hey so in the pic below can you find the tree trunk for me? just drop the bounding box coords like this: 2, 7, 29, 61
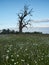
19, 21, 22, 33
19, 26, 22, 33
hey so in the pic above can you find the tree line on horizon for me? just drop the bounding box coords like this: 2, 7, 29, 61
0, 28, 42, 34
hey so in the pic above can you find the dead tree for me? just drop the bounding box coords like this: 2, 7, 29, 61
18, 5, 33, 33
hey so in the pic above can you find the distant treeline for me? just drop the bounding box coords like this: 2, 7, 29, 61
0, 29, 19, 34
0, 29, 42, 34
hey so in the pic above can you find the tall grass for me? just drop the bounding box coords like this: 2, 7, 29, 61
0, 34, 49, 65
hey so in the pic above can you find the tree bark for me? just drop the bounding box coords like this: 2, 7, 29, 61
19, 21, 22, 33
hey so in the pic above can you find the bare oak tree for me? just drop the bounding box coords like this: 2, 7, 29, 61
18, 5, 33, 33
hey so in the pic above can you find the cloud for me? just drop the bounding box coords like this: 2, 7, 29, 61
34, 24, 49, 28
31, 18, 49, 22
29, 18, 49, 28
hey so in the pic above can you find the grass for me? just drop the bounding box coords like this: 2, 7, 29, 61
0, 34, 49, 65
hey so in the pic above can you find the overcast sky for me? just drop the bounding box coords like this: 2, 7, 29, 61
0, 0, 49, 33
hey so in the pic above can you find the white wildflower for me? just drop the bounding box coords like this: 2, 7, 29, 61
25, 48, 27, 51
17, 54, 19, 57
6, 50, 10, 53
21, 59, 25, 62
10, 44, 13, 47
28, 56, 30, 59
42, 53, 44, 55
46, 54, 49, 57
16, 61, 18, 64
27, 63, 29, 65
11, 55, 13, 57
41, 55, 43, 58
2, 55, 5, 58
39, 59, 40, 61
10, 64, 11, 65
41, 58, 43, 60
14, 62, 16, 65
20, 47, 22, 49
6, 55, 9, 60
11, 59, 14, 62
14, 52, 16, 54
26, 54, 28, 55
33, 44, 38, 46
34, 60, 37, 64
14, 48, 16, 50
47, 60, 48, 62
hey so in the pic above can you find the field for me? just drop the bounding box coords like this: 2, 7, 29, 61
0, 34, 49, 65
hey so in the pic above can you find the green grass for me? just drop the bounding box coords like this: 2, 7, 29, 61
0, 34, 49, 65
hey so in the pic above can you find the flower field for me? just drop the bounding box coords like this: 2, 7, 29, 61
0, 34, 49, 65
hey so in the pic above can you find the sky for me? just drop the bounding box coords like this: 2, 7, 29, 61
0, 0, 49, 33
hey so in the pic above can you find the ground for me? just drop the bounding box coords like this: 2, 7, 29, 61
0, 34, 49, 65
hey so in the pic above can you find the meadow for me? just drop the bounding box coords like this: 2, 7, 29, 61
0, 34, 49, 65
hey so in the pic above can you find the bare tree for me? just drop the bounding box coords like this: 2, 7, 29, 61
18, 5, 33, 33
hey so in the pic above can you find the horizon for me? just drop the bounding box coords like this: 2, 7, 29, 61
0, 0, 49, 33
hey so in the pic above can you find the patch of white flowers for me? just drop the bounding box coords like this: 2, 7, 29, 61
6, 55, 9, 60
1, 38, 49, 65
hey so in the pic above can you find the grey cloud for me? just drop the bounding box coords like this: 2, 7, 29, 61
31, 19, 49, 22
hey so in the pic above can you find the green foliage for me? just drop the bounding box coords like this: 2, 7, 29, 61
0, 34, 49, 65
0, 29, 19, 34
